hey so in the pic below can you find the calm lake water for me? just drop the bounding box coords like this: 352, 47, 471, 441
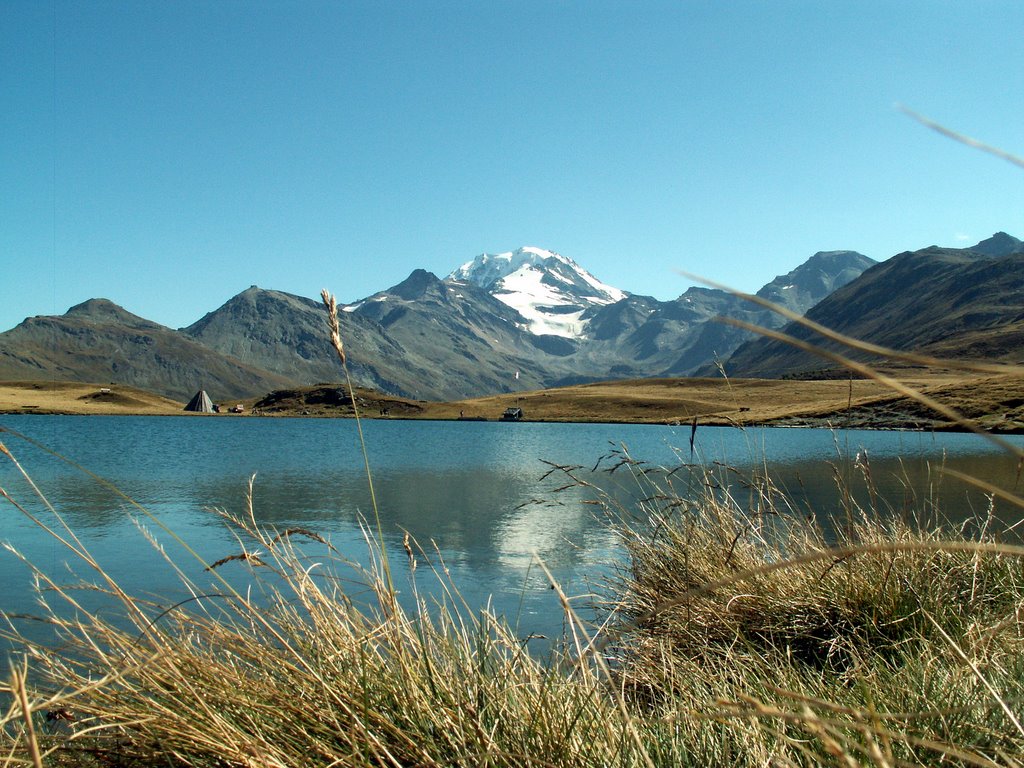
2, 415, 1023, 650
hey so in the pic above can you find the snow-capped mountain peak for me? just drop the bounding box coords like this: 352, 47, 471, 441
447, 247, 627, 339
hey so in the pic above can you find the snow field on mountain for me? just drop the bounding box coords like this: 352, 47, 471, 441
493, 265, 588, 338
449, 246, 626, 339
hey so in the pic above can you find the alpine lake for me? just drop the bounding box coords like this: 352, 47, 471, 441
2, 414, 1023, 652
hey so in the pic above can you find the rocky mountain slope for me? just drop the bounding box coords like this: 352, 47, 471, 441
183, 247, 875, 397
21, 235, 1009, 401
628, 250, 877, 378
0, 299, 296, 400
723, 233, 1024, 378
184, 274, 577, 400
181, 287, 419, 396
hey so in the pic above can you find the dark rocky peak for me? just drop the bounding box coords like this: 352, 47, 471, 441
63, 298, 161, 329
388, 269, 445, 301
674, 286, 740, 318
675, 285, 734, 305
207, 286, 265, 315
757, 251, 875, 295
800, 250, 875, 271
228, 285, 318, 310
234, 285, 269, 305
754, 250, 875, 315
966, 232, 1023, 258
183, 287, 321, 334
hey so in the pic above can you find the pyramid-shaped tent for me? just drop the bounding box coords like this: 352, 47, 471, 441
183, 390, 215, 413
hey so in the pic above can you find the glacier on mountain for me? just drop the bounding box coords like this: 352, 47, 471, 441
447, 246, 626, 338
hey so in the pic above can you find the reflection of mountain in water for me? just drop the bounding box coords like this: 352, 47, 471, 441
4, 415, 1024, 651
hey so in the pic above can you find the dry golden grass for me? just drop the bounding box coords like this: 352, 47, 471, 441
440, 371, 973, 426
0, 381, 183, 416
9, 369, 1022, 430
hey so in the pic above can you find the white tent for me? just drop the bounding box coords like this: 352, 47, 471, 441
183, 390, 215, 413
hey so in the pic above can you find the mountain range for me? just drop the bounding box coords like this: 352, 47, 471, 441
723, 232, 1024, 377
0, 235, 1020, 401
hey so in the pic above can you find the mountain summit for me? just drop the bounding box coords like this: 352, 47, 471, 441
448, 247, 627, 338
965, 231, 1024, 258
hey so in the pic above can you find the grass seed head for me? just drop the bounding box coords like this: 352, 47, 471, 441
320, 288, 346, 365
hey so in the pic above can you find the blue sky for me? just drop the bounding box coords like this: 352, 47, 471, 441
3, 0, 1023, 333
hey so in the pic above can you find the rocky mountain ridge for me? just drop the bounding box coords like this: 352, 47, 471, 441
3, 235, 1015, 401
0, 298, 297, 400
723, 233, 1024, 377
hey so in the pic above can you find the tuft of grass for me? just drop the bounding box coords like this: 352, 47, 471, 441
524, 447, 1024, 766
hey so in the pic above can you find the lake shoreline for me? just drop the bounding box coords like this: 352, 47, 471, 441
4, 372, 1024, 434
6, 407, 1024, 436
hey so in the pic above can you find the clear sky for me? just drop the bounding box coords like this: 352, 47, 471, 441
3, 0, 1023, 333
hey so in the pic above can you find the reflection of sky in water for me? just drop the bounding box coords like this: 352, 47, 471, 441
3, 415, 1024, 649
